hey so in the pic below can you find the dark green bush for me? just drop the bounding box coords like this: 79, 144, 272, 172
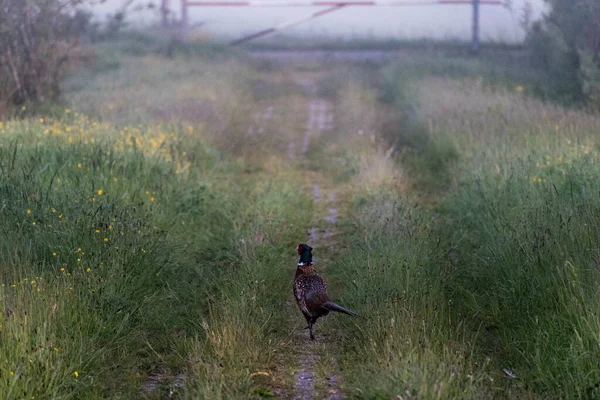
527, 0, 600, 107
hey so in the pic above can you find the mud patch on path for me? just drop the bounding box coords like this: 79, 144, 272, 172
294, 353, 318, 400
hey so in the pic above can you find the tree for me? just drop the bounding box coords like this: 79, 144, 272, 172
0, 0, 98, 116
528, 0, 600, 106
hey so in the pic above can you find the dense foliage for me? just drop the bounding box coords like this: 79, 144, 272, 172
0, 0, 95, 116
528, 0, 600, 106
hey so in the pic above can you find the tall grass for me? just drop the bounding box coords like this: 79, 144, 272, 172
3, 37, 600, 399
299, 73, 491, 398
0, 52, 310, 397
326, 194, 492, 398
417, 76, 600, 397
326, 58, 600, 398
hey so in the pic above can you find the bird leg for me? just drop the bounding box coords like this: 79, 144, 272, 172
303, 314, 311, 330
309, 321, 315, 340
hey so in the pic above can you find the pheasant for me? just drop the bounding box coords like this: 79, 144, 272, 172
293, 244, 358, 340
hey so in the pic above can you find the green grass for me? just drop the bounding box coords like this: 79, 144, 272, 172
422, 80, 600, 396
0, 92, 309, 397
3, 36, 600, 399
316, 56, 600, 398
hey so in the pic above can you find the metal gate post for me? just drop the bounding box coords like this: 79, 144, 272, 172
180, 0, 189, 42
472, 0, 480, 53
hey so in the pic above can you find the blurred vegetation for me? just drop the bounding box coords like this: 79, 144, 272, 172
527, 0, 600, 107
350, 58, 600, 397
0, 43, 314, 397
0, 0, 230, 119
0, 1, 101, 116
3, 3, 600, 397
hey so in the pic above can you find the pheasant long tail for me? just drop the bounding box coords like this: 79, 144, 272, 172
321, 301, 359, 317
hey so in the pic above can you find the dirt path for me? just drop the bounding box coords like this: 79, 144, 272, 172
142, 63, 354, 399
247, 105, 275, 137
290, 74, 343, 400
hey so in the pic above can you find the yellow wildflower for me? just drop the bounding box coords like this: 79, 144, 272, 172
104, 238, 109, 242
53, 252, 57, 257
150, 197, 155, 202
60, 267, 65, 272
10, 371, 14, 376
77, 163, 82, 169
113, 177, 118, 182
58, 213, 63, 219
32, 222, 36, 225
86, 268, 91, 273
97, 189, 103, 195
51, 208, 56, 213
27, 209, 31, 214
73, 371, 78, 378
95, 229, 100, 233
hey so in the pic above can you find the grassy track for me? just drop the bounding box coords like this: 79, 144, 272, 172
321, 59, 600, 398
1, 41, 600, 399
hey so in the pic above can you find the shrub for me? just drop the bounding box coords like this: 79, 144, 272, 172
0, 0, 93, 116
528, 0, 600, 107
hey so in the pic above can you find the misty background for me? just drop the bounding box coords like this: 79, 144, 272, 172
85, 0, 546, 43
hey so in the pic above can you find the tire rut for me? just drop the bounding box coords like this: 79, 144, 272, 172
292, 76, 343, 400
